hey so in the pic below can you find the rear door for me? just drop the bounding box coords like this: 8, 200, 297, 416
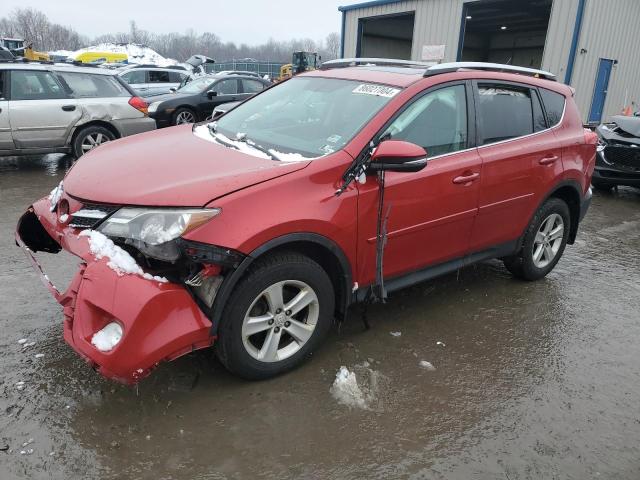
0, 70, 14, 150
119, 69, 148, 95
469, 81, 563, 252
357, 82, 482, 283
147, 69, 174, 95
8, 69, 80, 148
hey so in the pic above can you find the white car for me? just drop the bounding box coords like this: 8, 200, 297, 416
118, 66, 191, 97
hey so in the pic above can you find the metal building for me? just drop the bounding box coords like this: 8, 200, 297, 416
338, 0, 640, 123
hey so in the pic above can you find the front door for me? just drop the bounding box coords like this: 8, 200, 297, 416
202, 78, 239, 118
357, 83, 481, 285
8, 69, 80, 148
588, 58, 614, 123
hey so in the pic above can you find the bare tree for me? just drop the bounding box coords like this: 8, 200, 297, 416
325, 32, 341, 60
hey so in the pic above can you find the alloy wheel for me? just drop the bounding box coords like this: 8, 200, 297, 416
175, 110, 196, 124
241, 280, 319, 363
81, 132, 110, 153
532, 213, 564, 268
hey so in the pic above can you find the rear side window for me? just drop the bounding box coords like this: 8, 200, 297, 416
10, 70, 67, 100
121, 70, 146, 84
242, 79, 266, 93
532, 90, 547, 132
383, 84, 468, 157
477, 84, 533, 144
539, 88, 565, 127
168, 71, 187, 83
149, 70, 170, 83
57, 72, 130, 98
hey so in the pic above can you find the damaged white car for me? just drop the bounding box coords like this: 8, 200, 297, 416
0, 63, 155, 158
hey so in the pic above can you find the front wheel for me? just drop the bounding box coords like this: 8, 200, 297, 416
503, 197, 570, 281
172, 107, 197, 125
215, 252, 335, 380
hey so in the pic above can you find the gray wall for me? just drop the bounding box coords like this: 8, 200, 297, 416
342, 0, 640, 122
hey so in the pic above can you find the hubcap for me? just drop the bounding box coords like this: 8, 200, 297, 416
532, 213, 564, 268
241, 280, 319, 363
81, 132, 109, 153
175, 110, 195, 124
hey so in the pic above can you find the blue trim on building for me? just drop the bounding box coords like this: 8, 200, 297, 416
340, 10, 346, 58
338, 0, 402, 13
564, 0, 586, 84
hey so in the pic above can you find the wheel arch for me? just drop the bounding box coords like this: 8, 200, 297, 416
173, 105, 199, 122
537, 180, 583, 245
209, 233, 353, 336
69, 120, 121, 146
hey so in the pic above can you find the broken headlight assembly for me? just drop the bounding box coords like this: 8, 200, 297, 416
98, 207, 221, 261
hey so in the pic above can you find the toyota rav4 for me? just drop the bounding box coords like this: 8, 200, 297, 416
16, 60, 597, 383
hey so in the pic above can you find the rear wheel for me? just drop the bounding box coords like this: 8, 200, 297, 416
216, 252, 334, 380
72, 125, 115, 158
172, 107, 197, 125
503, 197, 570, 281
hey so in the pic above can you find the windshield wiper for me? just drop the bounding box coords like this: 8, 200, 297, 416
235, 133, 282, 162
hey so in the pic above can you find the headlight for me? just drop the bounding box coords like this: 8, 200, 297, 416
148, 101, 160, 113
98, 208, 220, 261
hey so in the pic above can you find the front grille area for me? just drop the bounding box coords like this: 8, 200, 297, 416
604, 146, 640, 172
69, 203, 120, 229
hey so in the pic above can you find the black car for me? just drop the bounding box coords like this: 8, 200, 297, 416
146, 73, 270, 127
594, 115, 640, 191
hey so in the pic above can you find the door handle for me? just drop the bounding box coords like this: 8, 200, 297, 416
453, 172, 480, 184
539, 155, 559, 165
62, 105, 76, 111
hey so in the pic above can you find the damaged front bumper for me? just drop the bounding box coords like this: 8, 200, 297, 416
16, 198, 215, 384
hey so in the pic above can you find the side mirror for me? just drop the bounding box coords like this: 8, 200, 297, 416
207, 90, 217, 99
369, 140, 428, 173
169, 87, 177, 93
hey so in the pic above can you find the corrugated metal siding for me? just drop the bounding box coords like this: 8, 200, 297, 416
563, 0, 640, 121
540, 0, 579, 81
343, 0, 464, 61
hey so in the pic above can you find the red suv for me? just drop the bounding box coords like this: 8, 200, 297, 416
17, 60, 597, 384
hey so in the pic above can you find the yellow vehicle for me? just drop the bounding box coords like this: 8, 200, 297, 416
0, 38, 49, 61
74, 51, 128, 64
23, 44, 50, 61
278, 51, 320, 81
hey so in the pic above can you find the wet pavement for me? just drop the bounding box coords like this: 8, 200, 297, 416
1, 154, 639, 480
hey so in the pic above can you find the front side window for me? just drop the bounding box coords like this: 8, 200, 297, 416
10, 70, 66, 100
477, 84, 535, 145
177, 76, 215, 94
382, 84, 467, 157
57, 72, 130, 98
214, 79, 238, 95
213, 77, 399, 159
149, 70, 171, 83
121, 70, 146, 84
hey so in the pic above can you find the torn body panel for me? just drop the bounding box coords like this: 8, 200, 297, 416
16, 197, 216, 384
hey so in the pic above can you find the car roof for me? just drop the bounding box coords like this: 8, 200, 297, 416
0, 62, 117, 75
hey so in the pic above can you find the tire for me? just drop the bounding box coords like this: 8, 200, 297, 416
172, 107, 197, 125
215, 252, 335, 380
72, 125, 115, 158
591, 180, 614, 192
503, 197, 570, 281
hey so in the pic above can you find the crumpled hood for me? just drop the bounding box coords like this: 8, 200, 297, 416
610, 115, 640, 138
63, 124, 310, 206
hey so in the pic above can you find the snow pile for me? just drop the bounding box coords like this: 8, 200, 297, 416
71, 43, 177, 66
79, 230, 168, 282
331, 367, 367, 409
419, 360, 436, 371
48, 181, 63, 212
390, 331, 402, 337
91, 323, 122, 352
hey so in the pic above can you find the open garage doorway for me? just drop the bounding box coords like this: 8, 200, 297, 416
357, 12, 415, 60
458, 0, 552, 68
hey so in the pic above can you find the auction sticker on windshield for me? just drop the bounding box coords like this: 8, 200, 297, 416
352, 84, 401, 98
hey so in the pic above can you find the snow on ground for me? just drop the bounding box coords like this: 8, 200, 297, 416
79, 230, 168, 283
331, 367, 367, 409
330, 364, 387, 410
67, 43, 177, 66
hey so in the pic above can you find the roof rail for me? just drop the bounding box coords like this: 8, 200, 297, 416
321, 57, 430, 70
424, 62, 556, 81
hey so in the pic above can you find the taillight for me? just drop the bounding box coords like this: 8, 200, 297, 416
128, 96, 148, 115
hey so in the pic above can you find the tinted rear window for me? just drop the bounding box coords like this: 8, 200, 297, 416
532, 89, 547, 132
57, 72, 130, 98
539, 88, 565, 127
477, 84, 533, 144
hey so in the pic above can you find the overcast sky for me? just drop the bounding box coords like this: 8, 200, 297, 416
1, 0, 348, 44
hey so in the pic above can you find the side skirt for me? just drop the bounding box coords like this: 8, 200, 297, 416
354, 240, 519, 303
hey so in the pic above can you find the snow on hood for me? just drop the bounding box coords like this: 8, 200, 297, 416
610, 115, 640, 138
70, 43, 177, 66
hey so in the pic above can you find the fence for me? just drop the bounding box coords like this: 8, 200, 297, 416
206, 61, 285, 78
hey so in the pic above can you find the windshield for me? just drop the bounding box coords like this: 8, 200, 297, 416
213, 77, 400, 159
178, 76, 214, 94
